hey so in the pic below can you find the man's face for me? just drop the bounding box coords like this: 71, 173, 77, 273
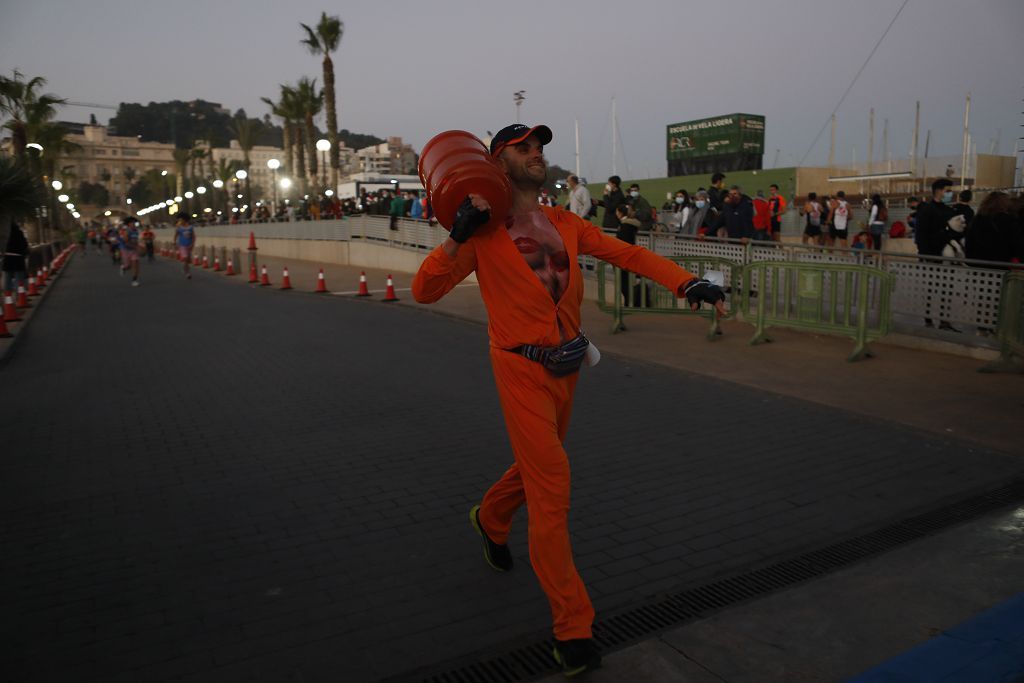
566, 177, 576, 189
769, 187, 778, 197
728, 188, 741, 203
498, 135, 547, 188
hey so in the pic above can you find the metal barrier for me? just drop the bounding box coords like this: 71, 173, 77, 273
595, 257, 742, 339
980, 271, 1024, 373
740, 261, 894, 362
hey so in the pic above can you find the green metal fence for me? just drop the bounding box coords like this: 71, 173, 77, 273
596, 257, 742, 340
739, 261, 894, 362
979, 271, 1024, 373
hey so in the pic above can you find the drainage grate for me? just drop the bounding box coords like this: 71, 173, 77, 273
387, 478, 1024, 683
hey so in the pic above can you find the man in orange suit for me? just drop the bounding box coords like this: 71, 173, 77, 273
412, 124, 726, 677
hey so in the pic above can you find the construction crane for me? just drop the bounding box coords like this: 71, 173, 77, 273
63, 101, 118, 110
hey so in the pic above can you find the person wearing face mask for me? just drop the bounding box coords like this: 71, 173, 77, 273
626, 184, 654, 233
670, 190, 691, 234
915, 178, 959, 330
597, 175, 626, 230
687, 190, 712, 235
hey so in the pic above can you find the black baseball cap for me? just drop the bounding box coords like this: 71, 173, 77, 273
489, 123, 552, 156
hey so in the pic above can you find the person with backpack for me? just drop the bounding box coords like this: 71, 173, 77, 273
828, 190, 852, 248
867, 194, 888, 250
800, 192, 825, 245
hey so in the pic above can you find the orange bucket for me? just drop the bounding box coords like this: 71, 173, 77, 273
418, 130, 511, 232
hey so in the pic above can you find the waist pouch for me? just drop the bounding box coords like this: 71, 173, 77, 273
510, 333, 590, 377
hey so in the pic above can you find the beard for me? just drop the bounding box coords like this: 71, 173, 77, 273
509, 160, 547, 190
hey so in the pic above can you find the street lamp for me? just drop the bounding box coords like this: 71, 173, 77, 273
212, 179, 224, 189
196, 186, 206, 194
267, 158, 280, 215
279, 177, 292, 190
315, 139, 330, 192
513, 90, 526, 122
51, 179, 63, 191
57, 194, 69, 203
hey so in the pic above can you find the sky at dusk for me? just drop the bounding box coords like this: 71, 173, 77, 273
2, 0, 1021, 182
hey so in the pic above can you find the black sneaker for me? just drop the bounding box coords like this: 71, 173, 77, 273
469, 505, 512, 572
552, 638, 601, 677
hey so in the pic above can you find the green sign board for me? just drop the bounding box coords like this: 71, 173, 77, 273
666, 114, 765, 160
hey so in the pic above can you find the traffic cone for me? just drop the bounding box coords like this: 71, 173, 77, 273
248, 232, 257, 250
27, 276, 38, 297
35, 268, 45, 289
0, 309, 11, 338
16, 285, 30, 309
213, 256, 221, 272
193, 253, 201, 266
40, 266, 48, 286
280, 267, 292, 290
3, 292, 20, 323
382, 275, 399, 302
356, 271, 371, 297
248, 261, 258, 283
202, 255, 209, 269
226, 259, 236, 276
315, 269, 329, 293
259, 265, 271, 287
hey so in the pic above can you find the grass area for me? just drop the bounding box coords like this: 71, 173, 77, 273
568, 167, 797, 226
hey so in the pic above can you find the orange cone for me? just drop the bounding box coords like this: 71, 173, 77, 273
202, 255, 210, 269
35, 269, 45, 289
356, 271, 371, 297
3, 292, 20, 323
193, 253, 201, 266
0, 309, 11, 338
27, 276, 38, 297
41, 266, 49, 285
383, 274, 399, 302
248, 232, 257, 250
248, 261, 258, 283
280, 267, 292, 290
16, 285, 30, 309
213, 256, 222, 272
315, 268, 329, 293
259, 265, 271, 286
226, 259, 236, 276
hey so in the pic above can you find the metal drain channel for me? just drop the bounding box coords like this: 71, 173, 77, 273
389, 478, 1024, 683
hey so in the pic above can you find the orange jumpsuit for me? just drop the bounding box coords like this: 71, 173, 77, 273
412, 205, 696, 640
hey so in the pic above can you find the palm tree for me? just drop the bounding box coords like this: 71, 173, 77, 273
230, 117, 257, 215
293, 77, 323, 192
300, 13, 344, 189
0, 156, 44, 220
0, 70, 65, 158
172, 148, 191, 197
213, 158, 239, 214
261, 88, 294, 178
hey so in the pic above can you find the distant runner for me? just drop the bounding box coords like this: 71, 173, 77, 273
174, 216, 196, 280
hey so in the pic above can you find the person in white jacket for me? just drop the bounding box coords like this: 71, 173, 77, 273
566, 175, 592, 220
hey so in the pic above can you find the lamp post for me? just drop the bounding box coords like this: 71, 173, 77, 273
235, 169, 248, 219
513, 90, 526, 123
267, 158, 280, 217
315, 139, 330, 194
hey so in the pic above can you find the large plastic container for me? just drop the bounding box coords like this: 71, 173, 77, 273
418, 130, 511, 232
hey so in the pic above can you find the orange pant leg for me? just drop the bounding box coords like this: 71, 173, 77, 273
480, 349, 594, 640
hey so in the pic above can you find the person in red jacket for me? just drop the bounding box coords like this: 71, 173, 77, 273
413, 123, 726, 676
752, 190, 772, 241
767, 184, 787, 241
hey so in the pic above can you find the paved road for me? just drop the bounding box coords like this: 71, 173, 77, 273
2, 253, 1022, 682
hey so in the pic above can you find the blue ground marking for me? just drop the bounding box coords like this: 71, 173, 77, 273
846, 592, 1024, 683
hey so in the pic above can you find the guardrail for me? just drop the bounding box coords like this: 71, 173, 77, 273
980, 271, 1024, 373
156, 216, 1016, 350
596, 257, 742, 339
740, 261, 894, 362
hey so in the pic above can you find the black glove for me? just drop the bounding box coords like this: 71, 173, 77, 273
449, 197, 491, 243
682, 278, 725, 310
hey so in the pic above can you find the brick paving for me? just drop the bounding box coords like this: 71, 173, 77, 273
1, 252, 1022, 682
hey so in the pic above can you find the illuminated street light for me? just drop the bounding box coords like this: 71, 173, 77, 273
325, 189, 334, 197
72, 212, 81, 219
57, 194, 69, 203
196, 186, 206, 194
174, 195, 183, 203
26, 142, 43, 153
212, 179, 224, 189
267, 158, 280, 170
66, 203, 75, 210
235, 169, 247, 180
126, 198, 133, 205
104, 210, 112, 216
51, 180, 63, 191
161, 170, 168, 176
315, 139, 330, 190
184, 191, 194, 199
279, 177, 292, 190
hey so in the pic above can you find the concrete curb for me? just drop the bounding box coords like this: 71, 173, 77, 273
0, 250, 74, 369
